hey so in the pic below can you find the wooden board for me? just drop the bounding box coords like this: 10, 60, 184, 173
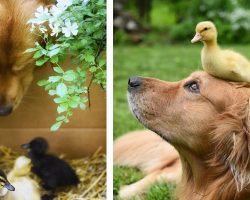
0, 65, 106, 158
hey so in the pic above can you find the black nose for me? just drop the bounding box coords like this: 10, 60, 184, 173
128, 76, 142, 89
0, 105, 13, 116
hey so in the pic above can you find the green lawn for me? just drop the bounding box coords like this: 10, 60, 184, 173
113, 44, 250, 199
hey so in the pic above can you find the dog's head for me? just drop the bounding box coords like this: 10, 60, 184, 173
0, 67, 34, 116
0, 0, 42, 116
128, 71, 250, 190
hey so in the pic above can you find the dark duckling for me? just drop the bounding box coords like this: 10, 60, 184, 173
21, 137, 79, 191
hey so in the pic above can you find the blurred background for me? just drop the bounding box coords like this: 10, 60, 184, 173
114, 0, 250, 44
113, 0, 250, 199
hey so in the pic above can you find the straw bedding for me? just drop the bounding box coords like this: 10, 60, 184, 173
0, 146, 106, 200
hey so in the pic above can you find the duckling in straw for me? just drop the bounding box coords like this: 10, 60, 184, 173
0, 169, 15, 197
4, 156, 41, 200
191, 21, 250, 82
21, 137, 79, 191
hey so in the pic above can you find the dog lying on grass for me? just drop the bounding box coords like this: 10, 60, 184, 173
115, 71, 250, 200
114, 130, 181, 199
0, 0, 49, 116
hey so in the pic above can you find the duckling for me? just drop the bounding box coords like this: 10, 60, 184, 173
4, 156, 40, 200
191, 21, 250, 82
0, 169, 15, 196
21, 137, 79, 191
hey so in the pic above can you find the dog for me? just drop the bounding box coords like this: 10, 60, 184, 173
0, 0, 49, 116
116, 71, 250, 200
114, 130, 181, 199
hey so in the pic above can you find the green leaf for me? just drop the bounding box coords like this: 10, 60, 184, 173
84, 54, 95, 63
37, 80, 48, 86
24, 48, 36, 53
89, 66, 97, 72
54, 97, 67, 103
48, 48, 60, 58
69, 99, 78, 108
57, 103, 68, 113
99, 59, 106, 67
48, 76, 61, 83
49, 44, 60, 50
63, 70, 77, 81
48, 90, 56, 96
50, 56, 59, 64
36, 57, 49, 66
56, 115, 66, 121
33, 50, 44, 59
50, 121, 62, 131
53, 66, 64, 74
56, 83, 68, 97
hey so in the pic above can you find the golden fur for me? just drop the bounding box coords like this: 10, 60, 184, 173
0, 0, 48, 115
119, 71, 250, 200
114, 130, 181, 199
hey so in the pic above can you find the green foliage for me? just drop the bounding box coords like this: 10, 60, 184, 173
113, 166, 176, 200
145, 182, 176, 200
27, 0, 106, 131
113, 166, 144, 197
115, 0, 250, 44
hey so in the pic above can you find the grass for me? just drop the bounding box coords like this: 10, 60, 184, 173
113, 43, 250, 199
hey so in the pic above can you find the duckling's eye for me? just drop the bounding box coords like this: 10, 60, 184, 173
204, 27, 208, 31
184, 80, 200, 94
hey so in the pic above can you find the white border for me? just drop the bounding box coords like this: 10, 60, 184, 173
106, 0, 113, 198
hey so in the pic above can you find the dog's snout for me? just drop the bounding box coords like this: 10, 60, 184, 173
128, 76, 142, 89
0, 105, 13, 116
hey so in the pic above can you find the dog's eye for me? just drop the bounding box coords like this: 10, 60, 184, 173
184, 81, 200, 93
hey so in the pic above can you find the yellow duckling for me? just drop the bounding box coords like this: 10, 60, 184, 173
0, 169, 15, 196
191, 21, 250, 82
4, 156, 41, 200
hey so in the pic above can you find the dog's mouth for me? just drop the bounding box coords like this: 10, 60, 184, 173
128, 77, 155, 123
128, 76, 171, 139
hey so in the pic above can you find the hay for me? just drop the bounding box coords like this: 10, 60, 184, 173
0, 146, 106, 200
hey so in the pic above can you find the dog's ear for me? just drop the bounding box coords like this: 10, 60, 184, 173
212, 98, 250, 191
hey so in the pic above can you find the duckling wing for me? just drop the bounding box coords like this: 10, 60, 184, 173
33, 155, 79, 189
221, 49, 250, 82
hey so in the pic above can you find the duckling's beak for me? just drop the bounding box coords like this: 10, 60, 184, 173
21, 143, 30, 149
4, 181, 15, 191
191, 32, 202, 43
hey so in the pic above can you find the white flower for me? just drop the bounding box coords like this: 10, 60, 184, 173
34, 6, 50, 23
82, 0, 90, 6
57, 0, 73, 10
62, 19, 78, 37
49, 22, 61, 37
50, 5, 64, 17
39, 25, 47, 33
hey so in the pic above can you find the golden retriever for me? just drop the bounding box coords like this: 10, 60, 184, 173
115, 71, 250, 200
0, 0, 49, 116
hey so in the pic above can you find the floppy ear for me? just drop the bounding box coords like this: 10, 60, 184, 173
212, 98, 250, 191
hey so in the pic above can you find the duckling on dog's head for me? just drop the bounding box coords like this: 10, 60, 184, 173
21, 137, 49, 155
191, 21, 217, 44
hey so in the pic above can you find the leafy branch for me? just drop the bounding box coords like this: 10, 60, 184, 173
26, 0, 106, 131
